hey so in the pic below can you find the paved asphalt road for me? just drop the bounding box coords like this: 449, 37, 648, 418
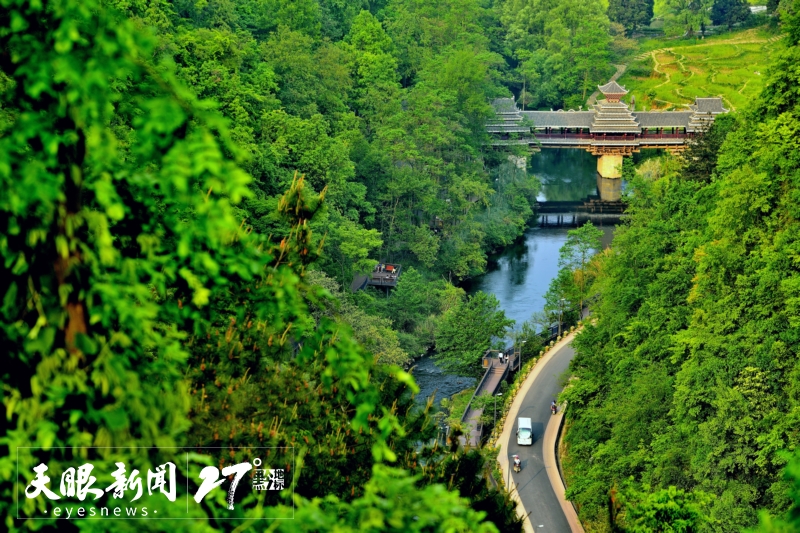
506, 343, 576, 533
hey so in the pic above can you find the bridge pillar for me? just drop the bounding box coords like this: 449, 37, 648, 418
596, 154, 623, 202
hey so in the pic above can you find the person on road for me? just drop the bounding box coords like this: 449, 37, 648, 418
513, 455, 521, 472
551, 400, 557, 415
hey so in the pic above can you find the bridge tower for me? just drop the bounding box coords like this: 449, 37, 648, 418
591, 81, 640, 202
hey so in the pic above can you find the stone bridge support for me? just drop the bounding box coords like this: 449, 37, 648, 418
596, 153, 623, 202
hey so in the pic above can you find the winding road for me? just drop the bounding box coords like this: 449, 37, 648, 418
498, 336, 580, 533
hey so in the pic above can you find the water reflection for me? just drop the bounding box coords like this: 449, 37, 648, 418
466, 225, 614, 328
530, 149, 599, 202
467, 148, 615, 326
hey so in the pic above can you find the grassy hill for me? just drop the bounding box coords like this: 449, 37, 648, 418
617, 28, 784, 111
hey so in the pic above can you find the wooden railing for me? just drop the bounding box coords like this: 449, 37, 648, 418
530, 132, 690, 141
460, 358, 495, 424
533, 133, 593, 140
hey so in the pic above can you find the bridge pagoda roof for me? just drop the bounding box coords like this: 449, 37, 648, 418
491, 97, 520, 114
686, 98, 729, 132
598, 80, 628, 95
591, 100, 640, 133
690, 98, 729, 114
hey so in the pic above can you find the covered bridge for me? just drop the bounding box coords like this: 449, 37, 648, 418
487, 81, 729, 200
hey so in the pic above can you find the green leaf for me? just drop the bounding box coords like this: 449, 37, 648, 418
74, 332, 98, 355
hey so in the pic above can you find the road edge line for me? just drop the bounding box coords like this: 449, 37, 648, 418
544, 408, 585, 533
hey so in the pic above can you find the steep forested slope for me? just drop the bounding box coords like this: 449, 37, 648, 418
0, 0, 525, 530
113, 0, 620, 285
102, 0, 621, 367
119, 0, 521, 286
562, 3, 800, 530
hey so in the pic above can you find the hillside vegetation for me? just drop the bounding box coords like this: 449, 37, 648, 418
4, 0, 800, 531
618, 27, 783, 111
0, 0, 619, 531
560, 2, 800, 531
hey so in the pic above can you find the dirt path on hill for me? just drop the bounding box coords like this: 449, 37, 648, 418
629, 35, 781, 111
585, 64, 627, 107
585, 34, 781, 112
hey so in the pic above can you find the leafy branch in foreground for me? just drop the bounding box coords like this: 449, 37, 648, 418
0, 2, 497, 531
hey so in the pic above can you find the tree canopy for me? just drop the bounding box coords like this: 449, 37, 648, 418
0, 0, 522, 530
609, 0, 655, 34
559, 2, 800, 530
500, 0, 614, 108
434, 292, 515, 377
711, 0, 751, 29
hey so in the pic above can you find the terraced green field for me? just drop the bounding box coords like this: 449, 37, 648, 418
617, 28, 784, 112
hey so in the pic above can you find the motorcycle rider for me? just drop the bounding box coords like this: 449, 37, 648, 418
551, 400, 557, 414
513, 455, 521, 472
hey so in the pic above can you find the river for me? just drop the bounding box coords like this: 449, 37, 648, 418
413, 149, 617, 406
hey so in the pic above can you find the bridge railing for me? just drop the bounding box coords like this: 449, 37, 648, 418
639, 132, 689, 139
460, 354, 497, 425
532, 133, 593, 140
528, 132, 690, 141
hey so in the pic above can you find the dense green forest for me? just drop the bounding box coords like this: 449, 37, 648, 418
0, 0, 620, 531
559, 2, 800, 531
4, 0, 800, 531
112, 0, 616, 364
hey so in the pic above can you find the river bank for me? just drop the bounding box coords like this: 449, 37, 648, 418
411, 355, 478, 407
463, 223, 614, 328
412, 148, 615, 408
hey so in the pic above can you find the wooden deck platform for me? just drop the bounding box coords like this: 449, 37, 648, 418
351, 263, 403, 292
368, 270, 400, 287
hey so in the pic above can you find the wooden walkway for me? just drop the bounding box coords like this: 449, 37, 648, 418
460, 353, 517, 447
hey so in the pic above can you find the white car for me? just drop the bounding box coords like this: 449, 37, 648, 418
516, 417, 533, 445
